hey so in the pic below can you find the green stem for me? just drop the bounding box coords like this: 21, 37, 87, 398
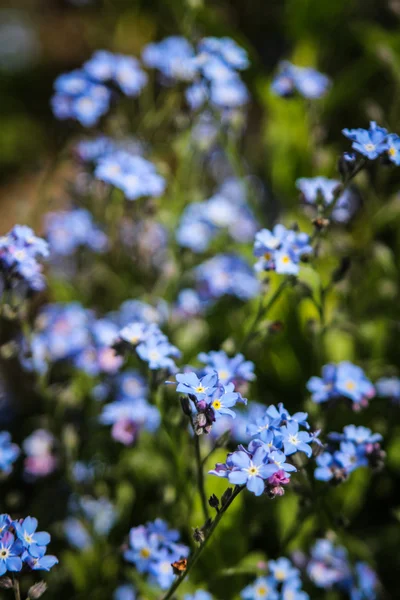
239, 279, 290, 352
161, 486, 243, 600
12, 575, 21, 600
191, 421, 209, 522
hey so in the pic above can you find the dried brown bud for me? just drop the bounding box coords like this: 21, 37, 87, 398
28, 581, 48, 599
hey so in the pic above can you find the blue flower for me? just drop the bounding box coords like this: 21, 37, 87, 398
142, 36, 196, 81
342, 121, 389, 159
64, 517, 92, 549
282, 579, 310, 600
22, 546, 58, 571
376, 376, 400, 402
45, 208, 108, 256
228, 446, 277, 496
314, 452, 336, 482
307, 538, 351, 589
0, 431, 19, 475
198, 37, 249, 70
241, 576, 279, 600
266, 403, 310, 429
208, 383, 240, 419
268, 557, 300, 583
136, 336, 180, 372
268, 450, 297, 477
184, 591, 213, 600
0, 532, 23, 576
175, 372, 219, 401
280, 422, 313, 457
0, 225, 49, 292
307, 362, 375, 407
14, 517, 51, 558
247, 414, 282, 444
195, 254, 260, 302
198, 350, 255, 385
94, 151, 165, 200
386, 133, 400, 165
0, 515, 11, 537
296, 176, 355, 223
124, 525, 161, 572
253, 225, 311, 275
114, 584, 137, 600
271, 61, 330, 98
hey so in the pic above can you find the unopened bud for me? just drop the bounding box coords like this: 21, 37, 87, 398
221, 487, 233, 506
28, 581, 48, 599
0, 577, 13, 589
180, 396, 192, 417
208, 494, 220, 510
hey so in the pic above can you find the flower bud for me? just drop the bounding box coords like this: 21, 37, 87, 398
28, 582, 48, 599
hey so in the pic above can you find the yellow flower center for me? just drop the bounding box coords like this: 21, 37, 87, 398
24, 533, 33, 544
212, 399, 222, 410
281, 255, 290, 264
0, 549, 8, 558
345, 380, 355, 391
256, 586, 268, 597
248, 465, 258, 476
364, 143, 375, 152
389, 146, 397, 157
218, 370, 229, 380
195, 385, 205, 393
140, 547, 151, 558
264, 252, 272, 260
275, 569, 286, 581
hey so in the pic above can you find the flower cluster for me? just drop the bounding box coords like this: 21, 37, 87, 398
197, 349, 255, 387
124, 519, 189, 590
173, 370, 246, 434
143, 35, 250, 111
118, 321, 180, 372
296, 176, 357, 223
0, 514, 58, 576
271, 61, 330, 99
253, 225, 312, 275
241, 557, 309, 600
0, 432, 19, 476
210, 403, 316, 496
376, 376, 400, 403
176, 178, 258, 253
52, 50, 147, 126
44, 208, 108, 256
305, 538, 379, 598
342, 120, 400, 163
20, 302, 123, 376
23, 429, 57, 479
99, 369, 160, 445
307, 362, 375, 409
64, 496, 116, 550
0, 225, 49, 293
195, 254, 259, 302
315, 425, 384, 484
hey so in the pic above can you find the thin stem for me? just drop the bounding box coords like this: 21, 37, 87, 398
191, 421, 209, 522
12, 575, 21, 600
239, 279, 290, 352
161, 485, 243, 600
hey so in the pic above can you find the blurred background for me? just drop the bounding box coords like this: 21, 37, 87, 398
1, 1, 400, 599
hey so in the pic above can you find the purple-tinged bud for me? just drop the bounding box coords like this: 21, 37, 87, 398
28, 581, 48, 599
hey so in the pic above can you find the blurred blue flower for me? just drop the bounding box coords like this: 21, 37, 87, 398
114, 584, 137, 600
271, 61, 330, 98
142, 36, 196, 81
342, 121, 388, 159
198, 350, 255, 385
0, 225, 49, 292
376, 376, 400, 402
45, 208, 108, 256
0, 431, 19, 475
269, 557, 300, 584
307, 361, 375, 408
386, 133, 400, 165
241, 576, 278, 600
296, 176, 356, 223
253, 225, 311, 275
195, 254, 260, 301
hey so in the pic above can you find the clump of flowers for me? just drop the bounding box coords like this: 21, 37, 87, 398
0, 432, 19, 476
210, 403, 317, 497
253, 225, 312, 275
176, 178, 258, 253
0, 514, 58, 583
314, 425, 384, 484
307, 362, 375, 409
117, 321, 180, 373
99, 369, 160, 445
51, 50, 147, 126
241, 556, 309, 600
44, 208, 108, 257
195, 254, 260, 302
143, 35, 250, 112
376, 376, 400, 403
123, 519, 189, 590
0, 226, 49, 294
271, 60, 330, 99
342, 121, 400, 163
23, 429, 57, 479
296, 176, 357, 223
64, 496, 116, 550
197, 349, 255, 388
305, 538, 379, 598
173, 370, 247, 434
